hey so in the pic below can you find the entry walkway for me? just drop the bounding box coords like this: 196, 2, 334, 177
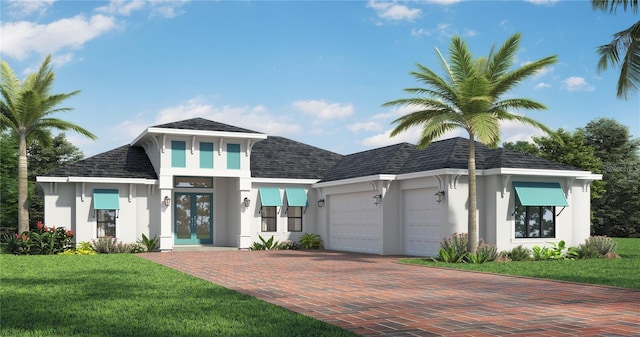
140, 250, 640, 336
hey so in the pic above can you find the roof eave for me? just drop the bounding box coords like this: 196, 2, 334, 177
37, 176, 158, 185
131, 127, 267, 146
313, 174, 396, 188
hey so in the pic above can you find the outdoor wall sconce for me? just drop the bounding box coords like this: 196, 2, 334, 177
317, 199, 325, 208
435, 191, 445, 203
243, 197, 251, 208
163, 196, 171, 207
373, 194, 382, 205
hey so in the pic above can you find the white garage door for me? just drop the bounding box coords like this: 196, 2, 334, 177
403, 188, 445, 257
329, 192, 381, 254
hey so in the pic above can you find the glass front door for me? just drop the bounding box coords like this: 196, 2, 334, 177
174, 193, 213, 244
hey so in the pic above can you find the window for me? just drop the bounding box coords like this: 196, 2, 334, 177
200, 142, 214, 168
261, 206, 277, 232
174, 176, 213, 188
514, 203, 555, 238
227, 143, 240, 169
287, 206, 302, 232
172, 141, 186, 167
97, 209, 116, 238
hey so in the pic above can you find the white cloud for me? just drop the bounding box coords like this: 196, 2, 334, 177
7, 0, 56, 17
347, 122, 382, 133
463, 29, 478, 37
562, 76, 595, 92
96, 0, 146, 16
411, 28, 432, 38
367, 0, 421, 21
0, 14, 118, 60
427, 0, 463, 4
525, 0, 559, 5
499, 119, 547, 144
535, 82, 551, 89
291, 99, 354, 121
149, 0, 190, 19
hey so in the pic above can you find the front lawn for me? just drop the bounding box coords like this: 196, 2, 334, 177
401, 238, 640, 290
0, 254, 356, 337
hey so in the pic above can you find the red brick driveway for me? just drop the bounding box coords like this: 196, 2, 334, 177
140, 250, 640, 336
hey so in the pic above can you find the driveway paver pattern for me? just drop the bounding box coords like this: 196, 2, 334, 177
140, 250, 640, 336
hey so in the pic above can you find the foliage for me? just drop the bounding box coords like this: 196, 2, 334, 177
250, 235, 280, 250
299, 233, 324, 250
0, 55, 96, 234
383, 33, 557, 253
59, 241, 96, 255
402, 238, 640, 289
0, 132, 18, 228
531, 245, 553, 261
138, 233, 159, 252
278, 240, 299, 250
467, 240, 498, 264
91, 237, 136, 254
506, 245, 532, 261
440, 232, 469, 257
578, 236, 618, 258
435, 246, 466, 263
0, 254, 356, 337
592, 0, 640, 99
0, 221, 74, 255
584, 118, 640, 237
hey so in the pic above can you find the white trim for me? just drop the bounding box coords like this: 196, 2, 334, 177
396, 169, 468, 180
252, 178, 319, 185
130, 127, 267, 146
191, 136, 196, 154
482, 168, 593, 177
37, 176, 157, 185
313, 174, 396, 188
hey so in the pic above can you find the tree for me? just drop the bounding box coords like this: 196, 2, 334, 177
583, 118, 640, 237
592, 0, 640, 99
0, 55, 96, 234
0, 132, 18, 231
384, 33, 557, 253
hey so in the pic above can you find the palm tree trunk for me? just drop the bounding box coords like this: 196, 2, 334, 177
18, 131, 29, 234
468, 136, 479, 254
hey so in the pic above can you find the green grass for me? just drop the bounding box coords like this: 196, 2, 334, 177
0, 254, 356, 337
401, 238, 640, 290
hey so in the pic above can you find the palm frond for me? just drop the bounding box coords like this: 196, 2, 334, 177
492, 55, 557, 97
486, 33, 520, 83
448, 36, 477, 87
468, 114, 501, 147
492, 98, 547, 111
592, 0, 639, 14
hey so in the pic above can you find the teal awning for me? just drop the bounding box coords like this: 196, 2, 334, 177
93, 189, 120, 210
513, 182, 568, 207
285, 188, 307, 207
259, 187, 282, 206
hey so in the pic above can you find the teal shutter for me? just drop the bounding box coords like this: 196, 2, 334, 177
285, 188, 307, 207
171, 141, 186, 168
259, 187, 283, 206
93, 189, 120, 210
513, 182, 569, 207
227, 144, 240, 169
200, 142, 214, 168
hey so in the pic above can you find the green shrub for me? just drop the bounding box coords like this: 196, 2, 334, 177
92, 238, 136, 254
579, 236, 618, 257
138, 233, 159, 252
435, 246, 466, 263
299, 233, 324, 250
507, 245, 531, 261
278, 240, 298, 250
532, 245, 552, 260
467, 241, 498, 264
250, 235, 280, 250
0, 222, 74, 255
441, 232, 469, 257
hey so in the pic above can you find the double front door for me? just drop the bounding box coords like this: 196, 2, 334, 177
174, 193, 213, 244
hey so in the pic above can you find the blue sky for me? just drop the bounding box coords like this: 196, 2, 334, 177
1, 0, 638, 157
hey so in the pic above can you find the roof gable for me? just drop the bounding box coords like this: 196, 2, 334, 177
152, 118, 262, 134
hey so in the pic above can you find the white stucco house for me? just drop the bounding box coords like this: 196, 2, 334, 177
37, 118, 601, 256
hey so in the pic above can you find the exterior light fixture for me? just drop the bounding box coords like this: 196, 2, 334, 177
435, 191, 445, 203
243, 197, 251, 208
373, 194, 382, 205
317, 199, 325, 208
163, 196, 171, 207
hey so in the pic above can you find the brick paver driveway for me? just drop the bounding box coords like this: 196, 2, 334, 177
140, 250, 640, 336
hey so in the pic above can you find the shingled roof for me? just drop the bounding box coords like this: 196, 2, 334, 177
152, 118, 262, 134
319, 137, 581, 182
250, 136, 342, 179
46, 145, 157, 179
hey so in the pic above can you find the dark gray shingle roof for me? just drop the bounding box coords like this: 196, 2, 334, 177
250, 136, 343, 179
152, 117, 262, 134
46, 145, 157, 179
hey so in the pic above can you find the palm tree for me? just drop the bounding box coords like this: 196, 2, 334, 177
0, 55, 97, 234
383, 33, 557, 254
592, 0, 640, 99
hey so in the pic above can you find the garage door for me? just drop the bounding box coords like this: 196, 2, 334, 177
403, 188, 445, 257
329, 192, 381, 254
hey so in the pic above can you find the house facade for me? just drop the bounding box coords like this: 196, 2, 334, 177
37, 118, 601, 256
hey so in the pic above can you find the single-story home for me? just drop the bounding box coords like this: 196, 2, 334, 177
37, 117, 602, 256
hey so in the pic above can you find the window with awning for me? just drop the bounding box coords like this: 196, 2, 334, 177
93, 189, 120, 210
512, 182, 568, 207
285, 188, 307, 207
258, 187, 282, 207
